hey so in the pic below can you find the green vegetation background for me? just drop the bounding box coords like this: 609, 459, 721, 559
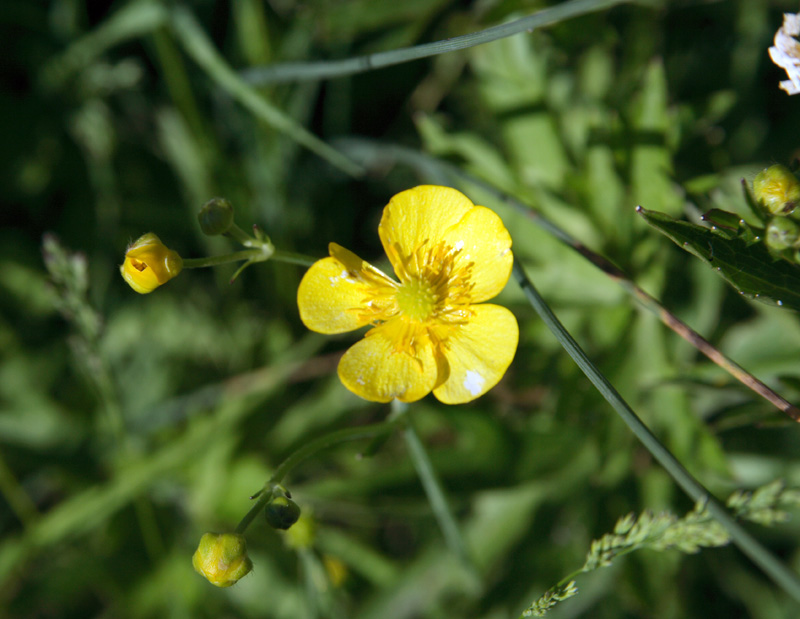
4, 0, 800, 617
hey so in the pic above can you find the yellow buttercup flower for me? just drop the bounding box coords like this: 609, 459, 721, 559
297, 185, 518, 404
120, 233, 183, 294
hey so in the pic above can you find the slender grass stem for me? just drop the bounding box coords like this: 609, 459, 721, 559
513, 259, 800, 602
242, 0, 630, 84
337, 139, 800, 422
0, 451, 38, 528
151, 26, 208, 146
170, 7, 363, 177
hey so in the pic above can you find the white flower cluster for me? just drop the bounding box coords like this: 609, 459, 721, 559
769, 13, 800, 95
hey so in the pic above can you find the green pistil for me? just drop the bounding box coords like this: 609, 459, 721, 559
396, 278, 436, 321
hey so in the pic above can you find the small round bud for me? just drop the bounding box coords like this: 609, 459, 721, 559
753, 165, 800, 215
198, 198, 235, 236
265, 495, 301, 530
192, 532, 252, 587
120, 233, 182, 294
767, 217, 800, 250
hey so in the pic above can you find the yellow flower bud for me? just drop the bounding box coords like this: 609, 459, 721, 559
192, 532, 253, 587
120, 233, 183, 294
753, 165, 800, 215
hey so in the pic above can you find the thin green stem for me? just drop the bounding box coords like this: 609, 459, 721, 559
170, 7, 363, 177
182, 249, 269, 269
271, 250, 316, 268
270, 422, 394, 484
512, 259, 800, 602
399, 402, 474, 573
224, 223, 261, 247
242, 0, 630, 84
151, 26, 208, 145
182, 248, 314, 270
0, 451, 38, 528
234, 422, 396, 534
235, 490, 273, 535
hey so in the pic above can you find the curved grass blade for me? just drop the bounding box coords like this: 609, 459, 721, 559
241, 0, 631, 84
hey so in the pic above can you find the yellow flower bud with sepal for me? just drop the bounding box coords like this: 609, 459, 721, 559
120, 233, 183, 294
192, 532, 253, 587
753, 165, 800, 216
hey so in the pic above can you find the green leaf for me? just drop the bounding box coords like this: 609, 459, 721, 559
637, 207, 800, 311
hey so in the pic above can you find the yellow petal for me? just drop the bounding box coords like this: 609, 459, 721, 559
337, 324, 439, 402
378, 186, 475, 272
120, 259, 161, 294
120, 233, 183, 294
433, 304, 518, 404
438, 205, 512, 303
328, 242, 396, 286
297, 256, 374, 334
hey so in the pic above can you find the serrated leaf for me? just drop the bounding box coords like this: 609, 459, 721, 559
637, 207, 800, 311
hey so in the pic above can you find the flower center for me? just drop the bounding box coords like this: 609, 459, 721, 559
395, 277, 437, 322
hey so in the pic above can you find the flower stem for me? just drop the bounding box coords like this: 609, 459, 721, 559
398, 401, 475, 574
271, 250, 317, 268
182, 249, 268, 268
234, 421, 396, 535
512, 259, 800, 603
225, 223, 261, 247
182, 248, 316, 270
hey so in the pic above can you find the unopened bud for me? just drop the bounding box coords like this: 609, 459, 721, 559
766, 217, 800, 250
192, 532, 252, 587
265, 495, 301, 530
198, 198, 235, 236
120, 233, 182, 294
753, 165, 800, 215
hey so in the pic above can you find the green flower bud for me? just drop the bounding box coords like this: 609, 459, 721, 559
753, 165, 800, 215
198, 198, 235, 236
767, 217, 800, 250
265, 495, 301, 530
192, 532, 252, 587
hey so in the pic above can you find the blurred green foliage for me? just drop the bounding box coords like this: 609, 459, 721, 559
4, 0, 800, 617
